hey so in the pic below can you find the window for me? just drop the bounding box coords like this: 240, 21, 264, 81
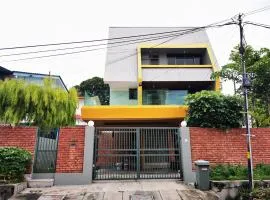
129, 88, 137, 100
167, 54, 201, 65
142, 53, 159, 65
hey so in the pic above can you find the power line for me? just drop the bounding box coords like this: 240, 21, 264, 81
0, 27, 205, 62
107, 22, 236, 65
244, 21, 270, 29
243, 5, 270, 16
0, 27, 197, 58
0, 28, 205, 51
0, 23, 235, 58
1, 23, 236, 63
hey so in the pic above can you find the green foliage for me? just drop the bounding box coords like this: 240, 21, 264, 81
0, 79, 78, 128
75, 77, 109, 105
252, 188, 270, 199
254, 164, 270, 180
0, 147, 32, 183
212, 45, 270, 127
210, 164, 247, 180
185, 90, 243, 129
210, 164, 270, 181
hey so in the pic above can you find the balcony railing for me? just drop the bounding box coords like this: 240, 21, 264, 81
143, 90, 188, 105
83, 89, 188, 106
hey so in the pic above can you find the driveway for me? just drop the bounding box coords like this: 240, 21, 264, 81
11, 180, 219, 200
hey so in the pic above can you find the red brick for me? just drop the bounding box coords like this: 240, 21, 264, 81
55, 126, 85, 173
190, 127, 270, 166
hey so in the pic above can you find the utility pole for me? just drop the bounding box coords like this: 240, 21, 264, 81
238, 14, 254, 192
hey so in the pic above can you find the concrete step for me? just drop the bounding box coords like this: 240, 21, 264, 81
27, 179, 54, 188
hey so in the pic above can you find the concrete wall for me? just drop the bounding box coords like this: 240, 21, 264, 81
142, 68, 213, 82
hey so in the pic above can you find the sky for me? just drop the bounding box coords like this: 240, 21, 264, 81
0, 0, 269, 94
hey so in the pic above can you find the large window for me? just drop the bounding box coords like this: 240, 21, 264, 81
167, 54, 201, 65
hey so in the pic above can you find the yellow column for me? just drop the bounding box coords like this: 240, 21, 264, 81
215, 78, 221, 91
137, 46, 143, 105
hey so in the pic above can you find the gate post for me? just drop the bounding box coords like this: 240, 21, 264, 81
136, 128, 140, 179
180, 127, 196, 184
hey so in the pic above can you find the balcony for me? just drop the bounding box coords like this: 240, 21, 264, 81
143, 90, 187, 105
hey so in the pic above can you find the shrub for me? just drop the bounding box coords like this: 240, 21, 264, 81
0, 147, 32, 183
211, 164, 270, 181
252, 188, 270, 199
185, 91, 243, 129
210, 164, 248, 180
254, 164, 270, 180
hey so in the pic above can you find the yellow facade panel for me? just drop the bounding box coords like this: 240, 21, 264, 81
81, 105, 188, 121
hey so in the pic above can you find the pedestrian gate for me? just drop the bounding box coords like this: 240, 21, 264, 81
93, 127, 182, 180
33, 129, 59, 173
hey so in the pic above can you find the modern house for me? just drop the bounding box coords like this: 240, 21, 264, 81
0, 66, 68, 91
81, 27, 220, 126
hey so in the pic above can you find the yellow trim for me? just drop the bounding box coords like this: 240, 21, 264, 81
81, 105, 188, 121
141, 64, 212, 68
139, 43, 209, 48
137, 47, 143, 105
137, 43, 220, 92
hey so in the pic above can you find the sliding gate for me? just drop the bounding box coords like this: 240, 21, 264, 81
93, 127, 182, 180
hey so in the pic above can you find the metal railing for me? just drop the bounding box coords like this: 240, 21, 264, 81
33, 129, 59, 173
93, 127, 182, 180
142, 90, 187, 105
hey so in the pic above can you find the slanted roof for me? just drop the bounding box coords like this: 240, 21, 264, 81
0, 66, 13, 75
0, 66, 68, 91
13, 70, 68, 91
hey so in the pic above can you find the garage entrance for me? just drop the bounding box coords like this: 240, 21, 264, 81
93, 127, 182, 180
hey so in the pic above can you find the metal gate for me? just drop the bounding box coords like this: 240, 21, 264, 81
33, 129, 59, 173
93, 127, 182, 180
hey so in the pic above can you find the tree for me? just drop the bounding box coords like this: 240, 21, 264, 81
0, 79, 78, 128
185, 91, 243, 129
75, 77, 109, 105
211, 45, 270, 127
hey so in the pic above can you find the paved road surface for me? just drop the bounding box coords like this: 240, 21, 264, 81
11, 180, 219, 200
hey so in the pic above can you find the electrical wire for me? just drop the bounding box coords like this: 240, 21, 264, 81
0, 27, 197, 58
1, 23, 236, 63
107, 22, 236, 66
243, 5, 270, 17
0, 27, 205, 51
244, 21, 270, 30
0, 27, 206, 62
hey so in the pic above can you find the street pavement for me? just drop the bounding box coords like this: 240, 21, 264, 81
11, 180, 219, 200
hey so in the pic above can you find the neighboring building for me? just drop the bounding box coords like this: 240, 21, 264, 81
0, 66, 13, 80
75, 97, 88, 125
82, 27, 221, 126
0, 66, 68, 91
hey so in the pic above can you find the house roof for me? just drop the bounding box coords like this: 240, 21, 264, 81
13, 70, 68, 91
0, 66, 68, 91
0, 66, 13, 75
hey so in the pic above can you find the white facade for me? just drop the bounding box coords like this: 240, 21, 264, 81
104, 27, 219, 105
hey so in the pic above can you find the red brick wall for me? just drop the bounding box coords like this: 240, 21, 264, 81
0, 126, 37, 154
56, 126, 85, 173
190, 128, 270, 166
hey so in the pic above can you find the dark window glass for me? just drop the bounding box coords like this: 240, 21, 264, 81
167, 54, 201, 65
142, 53, 159, 65
129, 88, 137, 100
